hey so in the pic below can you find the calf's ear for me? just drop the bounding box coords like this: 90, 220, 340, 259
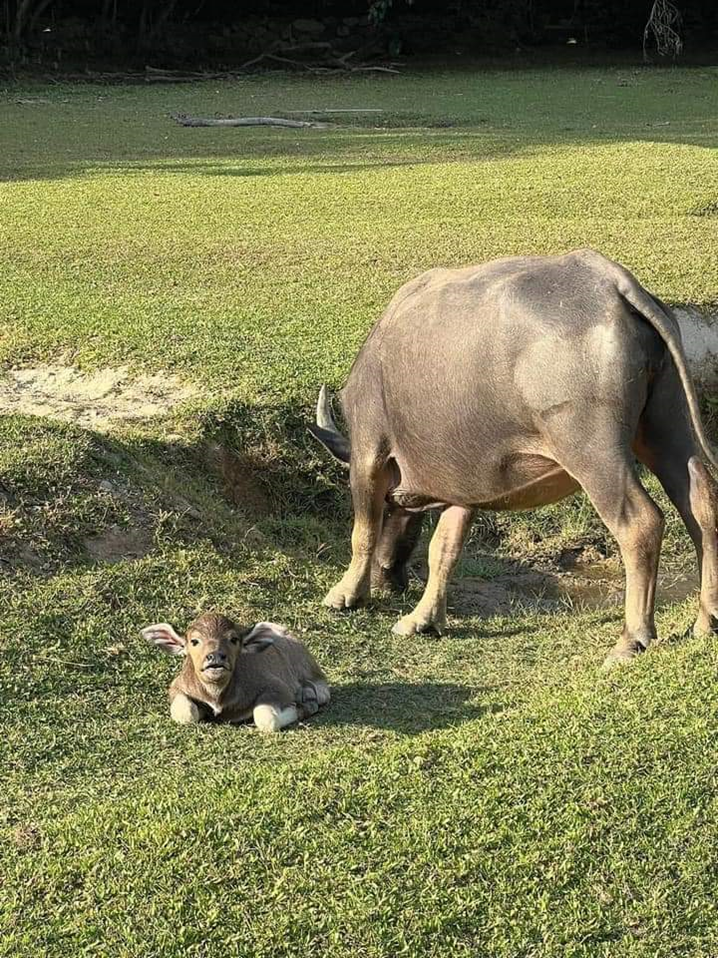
141, 623, 186, 655
242, 621, 290, 654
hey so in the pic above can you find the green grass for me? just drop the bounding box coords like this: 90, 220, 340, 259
2, 65, 718, 956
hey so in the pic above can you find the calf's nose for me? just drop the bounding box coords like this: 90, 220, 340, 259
204, 650, 227, 666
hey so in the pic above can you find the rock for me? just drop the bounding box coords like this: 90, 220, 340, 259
292, 19, 325, 36
674, 305, 718, 388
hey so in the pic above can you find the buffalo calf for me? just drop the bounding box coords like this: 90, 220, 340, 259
142, 613, 330, 731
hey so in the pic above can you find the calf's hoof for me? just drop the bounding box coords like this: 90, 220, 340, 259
393, 607, 446, 636
323, 581, 368, 610
299, 683, 320, 717
300, 680, 330, 708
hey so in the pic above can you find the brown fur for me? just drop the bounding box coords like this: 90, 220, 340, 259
142, 613, 329, 729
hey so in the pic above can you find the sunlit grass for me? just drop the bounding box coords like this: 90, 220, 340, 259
2, 66, 718, 957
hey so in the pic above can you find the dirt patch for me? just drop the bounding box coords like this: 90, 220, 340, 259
673, 305, 718, 388
452, 559, 699, 616
84, 525, 153, 563
690, 199, 718, 218
206, 443, 271, 515
0, 364, 198, 430
0, 540, 45, 575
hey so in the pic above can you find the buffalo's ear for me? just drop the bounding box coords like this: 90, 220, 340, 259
141, 623, 186, 655
241, 621, 289, 654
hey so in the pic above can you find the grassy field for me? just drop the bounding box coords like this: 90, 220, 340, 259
2, 65, 718, 957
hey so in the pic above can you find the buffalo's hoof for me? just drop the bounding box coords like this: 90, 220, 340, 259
371, 564, 409, 595
393, 610, 446, 636
693, 609, 718, 637
323, 583, 368, 610
601, 639, 647, 670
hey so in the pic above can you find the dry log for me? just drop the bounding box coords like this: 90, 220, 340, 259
170, 113, 327, 129
286, 109, 384, 114
350, 65, 402, 75
237, 42, 401, 76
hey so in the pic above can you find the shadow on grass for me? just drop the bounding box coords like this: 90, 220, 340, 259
319, 680, 499, 733
4, 63, 718, 185
5, 119, 718, 184
0, 397, 349, 579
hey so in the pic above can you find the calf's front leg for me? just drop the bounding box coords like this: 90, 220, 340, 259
170, 693, 202, 725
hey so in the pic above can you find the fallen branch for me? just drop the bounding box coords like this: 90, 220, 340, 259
261, 53, 320, 72
170, 112, 328, 129
63, 67, 237, 83
53, 54, 401, 86
237, 42, 401, 76
287, 109, 384, 114
238, 42, 337, 72
350, 65, 402, 74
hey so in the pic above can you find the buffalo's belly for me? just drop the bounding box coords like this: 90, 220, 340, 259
476, 463, 580, 510
389, 454, 580, 512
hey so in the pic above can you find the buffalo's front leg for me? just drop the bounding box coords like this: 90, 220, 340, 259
393, 505, 473, 635
324, 458, 391, 609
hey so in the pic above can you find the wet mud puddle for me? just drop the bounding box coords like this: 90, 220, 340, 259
453, 559, 699, 616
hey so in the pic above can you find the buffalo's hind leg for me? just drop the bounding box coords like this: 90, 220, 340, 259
599, 472, 665, 666
371, 506, 425, 593
324, 456, 391, 610
551, 437, 664, 665
636, 383, 718, 636
393, 505, 473, 635
688, 458, 718, 635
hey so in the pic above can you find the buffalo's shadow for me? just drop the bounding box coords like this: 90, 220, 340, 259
317, 681, 499, 734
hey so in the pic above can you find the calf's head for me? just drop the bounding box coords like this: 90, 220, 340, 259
142, 612, 277, 691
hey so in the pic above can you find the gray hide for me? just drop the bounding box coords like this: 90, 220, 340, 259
311, 248, 718, 665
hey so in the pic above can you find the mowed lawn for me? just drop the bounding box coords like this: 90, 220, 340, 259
2, 66, 718, 957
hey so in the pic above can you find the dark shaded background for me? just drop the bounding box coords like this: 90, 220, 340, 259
2, 1, 717, 71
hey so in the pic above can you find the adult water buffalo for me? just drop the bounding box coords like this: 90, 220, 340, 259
310, 249, 718, 665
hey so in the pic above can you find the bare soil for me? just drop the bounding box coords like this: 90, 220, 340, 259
0, 364, 198, 430
452, 559, 699, 617
83, 525, 153, 563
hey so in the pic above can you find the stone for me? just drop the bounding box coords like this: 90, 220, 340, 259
292, 19, 325, 36
674, 305, 718, 388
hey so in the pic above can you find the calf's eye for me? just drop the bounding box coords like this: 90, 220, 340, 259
190, 638, 200, 647
230, 635, 239, 645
